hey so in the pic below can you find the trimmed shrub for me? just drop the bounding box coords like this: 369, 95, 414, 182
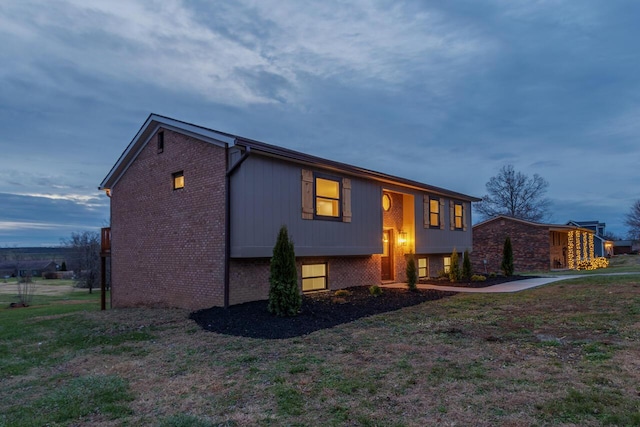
369, 285, 382, 296
501, 237, 514, 277
268, 226, 301, 317
471, 274, 486, 282
334, 289, 351, 297
449, 249, 460, 282
406, 252, 417, 291
462, 250, 472, 281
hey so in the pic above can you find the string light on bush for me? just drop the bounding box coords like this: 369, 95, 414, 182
582, 232, 588, 261
588, 233, 594, 260
568, 231, 575, 269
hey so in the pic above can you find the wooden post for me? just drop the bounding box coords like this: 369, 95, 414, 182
101, 255, 106, 311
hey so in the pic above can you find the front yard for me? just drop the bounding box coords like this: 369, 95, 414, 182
1, 261, 639, 426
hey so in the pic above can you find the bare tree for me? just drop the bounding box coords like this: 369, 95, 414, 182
475, 165, 551, 222
625, 200, 640, 241
61, 231, 100, 293
17, 274, 35, 306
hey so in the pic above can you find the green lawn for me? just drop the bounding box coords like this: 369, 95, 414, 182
1, 267, 639, 426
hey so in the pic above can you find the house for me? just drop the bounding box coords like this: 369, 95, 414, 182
612, 240, 640, 255
0, 260, 58, 278
566, 220, 613, 257
472, 215, 596, 273
99, 114, 480, 310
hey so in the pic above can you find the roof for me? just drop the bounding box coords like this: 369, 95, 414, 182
100, 114, 481, 202
474, 215, 594, 233
234, 136, 480, 201
567, 220, 606, 228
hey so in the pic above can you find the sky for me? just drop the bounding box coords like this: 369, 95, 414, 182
1, 0, 639, 247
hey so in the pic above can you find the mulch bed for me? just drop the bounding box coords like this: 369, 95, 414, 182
190, 286, 456, 340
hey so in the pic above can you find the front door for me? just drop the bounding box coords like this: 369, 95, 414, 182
381, 229, 393, 280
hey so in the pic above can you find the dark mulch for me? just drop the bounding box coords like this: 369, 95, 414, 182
420, 274, 537, 288
190, 286, 456, 340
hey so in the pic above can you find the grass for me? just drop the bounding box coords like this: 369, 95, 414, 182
1, 265, 640, 425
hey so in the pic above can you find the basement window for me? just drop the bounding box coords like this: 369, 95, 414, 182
173, 171, 184, 190
302, 263, 327, 291
443, 256, 451, 274
418, 258, 428, 278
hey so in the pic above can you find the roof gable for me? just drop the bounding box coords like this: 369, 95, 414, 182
99, 114, 235, 191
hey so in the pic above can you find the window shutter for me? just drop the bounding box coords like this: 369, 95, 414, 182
301, 169, 313, 220
342, 178, 352, 223
423, 195, 429, 228
439, 199, 445, 229
449, 200, 455, 231
463, 202, 468, 231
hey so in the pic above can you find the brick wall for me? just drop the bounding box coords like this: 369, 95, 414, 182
229, 255, 381, 304
472, 218, 551, 273
110, 129, 226, 310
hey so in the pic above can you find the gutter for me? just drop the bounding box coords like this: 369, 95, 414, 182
223, 146, 251, 309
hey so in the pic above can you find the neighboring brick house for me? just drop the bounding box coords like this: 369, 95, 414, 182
472, 215, 596, 273
99, 114, 480, 310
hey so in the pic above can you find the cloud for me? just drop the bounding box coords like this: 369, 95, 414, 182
0, 0, 494, 108
0, 192, 107, 225
0, 0, 638, 244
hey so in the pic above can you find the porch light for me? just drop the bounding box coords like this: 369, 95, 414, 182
398, 230, 407, 246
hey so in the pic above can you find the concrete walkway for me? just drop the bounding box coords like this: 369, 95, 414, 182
380, 274, 636, 293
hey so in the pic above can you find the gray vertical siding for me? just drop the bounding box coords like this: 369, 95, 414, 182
229, 154, 473, 258
230, 155, 383, 257
413, 198, 473, 254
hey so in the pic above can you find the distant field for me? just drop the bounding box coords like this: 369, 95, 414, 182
0, 278, 79, 300
1, 263, 639, 426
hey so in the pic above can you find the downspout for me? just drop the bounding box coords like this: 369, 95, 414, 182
101, 189, 112, 311
224, 146, 251, 309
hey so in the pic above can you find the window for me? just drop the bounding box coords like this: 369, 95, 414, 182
302, 170, 351, 222
454, 202, 463, 230
430, 197, 440, 227
418, 258, 428, 278
382, 193, 392, 211
315, 176, 340, 218
157, 131, 164, 153
302, 263, 327, 291
173, 171, 184, 190
443, 256, 451, 273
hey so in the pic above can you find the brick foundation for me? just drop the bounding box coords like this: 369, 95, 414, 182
230, 255, 381, 305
